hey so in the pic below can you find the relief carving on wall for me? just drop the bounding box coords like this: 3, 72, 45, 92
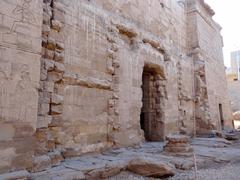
9, 0, 36, 33
0, 62, 36, 123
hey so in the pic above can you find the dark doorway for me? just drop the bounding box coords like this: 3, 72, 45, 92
140, 65, 165, 141
219, 104, 224, 130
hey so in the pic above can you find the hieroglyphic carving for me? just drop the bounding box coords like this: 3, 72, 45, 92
9, 0, 36, 33
0, 62, 36, 123
14, 64, 36, 122
0, 61, 11, 122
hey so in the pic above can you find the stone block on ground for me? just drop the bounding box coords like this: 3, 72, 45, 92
127, 156, 175, 178
164, 135, 193, 154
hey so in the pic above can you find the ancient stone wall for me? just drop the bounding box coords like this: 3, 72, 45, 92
0, 0, 232, 174
187, 0, 232, 133
35, 0, 194, 158
227, 81, 240, 113
0, 0, 42, 173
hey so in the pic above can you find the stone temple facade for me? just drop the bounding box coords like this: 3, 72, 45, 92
0, 0, 232, 173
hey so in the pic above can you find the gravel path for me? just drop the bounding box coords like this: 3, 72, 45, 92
170, 163, 240, 180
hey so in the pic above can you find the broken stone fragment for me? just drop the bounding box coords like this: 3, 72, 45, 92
127, 157, 175, 178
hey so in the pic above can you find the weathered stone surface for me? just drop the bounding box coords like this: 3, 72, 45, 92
32, 155, 51, 172
164, 135, 193, 154
49, 151, 64, 167
32, 167, 85, 180
0, 0, 233, 174
0, 170, 30, 180
127, 157, 175, 178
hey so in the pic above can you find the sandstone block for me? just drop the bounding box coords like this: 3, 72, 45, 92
40, 69, 48, 80
53, 1, 66, 12
37, 115, 52, 129
51, 94, 64, 105
48, 114, 62, 126
48, 71, 63, 82
127, 157, 175, 178
0, 123, 15, 141
54, 62, 65, 73
35, 129, 48, 143
43, 2, 52, 16
54, 51, 64, 62
0, 148, 16, 171
48, 29, 64, 43
56, 42, 64, 51
43, 81, 55, 93
51, 104, 63, 114
43, 12, 51, 25
39, 91, 51, 103
53, 8, 65, 23
44, 59, 55, 71
38, 103, 50, 116
47, 37, 56, 51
